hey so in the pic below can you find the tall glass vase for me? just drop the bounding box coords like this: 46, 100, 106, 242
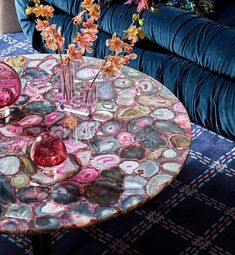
60, 62, 74, 102
58, 61, 97, 117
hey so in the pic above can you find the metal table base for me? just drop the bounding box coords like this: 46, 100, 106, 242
32, 234, 51, 255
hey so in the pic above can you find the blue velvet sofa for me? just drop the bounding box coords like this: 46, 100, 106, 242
15, 0, 235, 140
0, 2, 233, 254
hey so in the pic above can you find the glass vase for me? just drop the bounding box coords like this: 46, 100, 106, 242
0, 62, 21, 118
60, 61, 74, 102
58, 61, 97, 117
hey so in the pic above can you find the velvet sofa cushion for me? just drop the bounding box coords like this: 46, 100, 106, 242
98, 3, 235, 80
141, 5, 235, 79
41, 1, 235, 80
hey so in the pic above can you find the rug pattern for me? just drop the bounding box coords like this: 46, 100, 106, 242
0, 33, 234, 255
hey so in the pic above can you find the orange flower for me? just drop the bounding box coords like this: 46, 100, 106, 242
44, 5, 54, 18
54, 30, 65, 51
121, 53, 137, 65
73, 11, 85, 25
73, 33, 92, 53
66, 44, 83, 61
81, 28, 98, 41
123, 42, 133, 54
126, 25, 139, 43
101, 62, 119, 76
104, 54, 136, 72
128, 53, 137, 59
106, 33, 124, 54
32, 5, 54, 18
101, 55, 127, 76
108, 56, 123, 69
45, 29, 64, 51
41, 24, 56, 39
81, 0, 93, 11
83, 18, 98, 31
89, 4, 100, 20
45, 37, 58, 51
35, 19, 50, 31
32, 5, 44, 17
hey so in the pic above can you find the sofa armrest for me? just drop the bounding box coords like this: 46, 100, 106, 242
15, 0, 35, 42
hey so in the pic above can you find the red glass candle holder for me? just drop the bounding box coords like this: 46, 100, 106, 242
31, 132, 67, 173
0, 62, 21, 118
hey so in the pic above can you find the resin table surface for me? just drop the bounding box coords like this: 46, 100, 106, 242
0, 54, 191, 234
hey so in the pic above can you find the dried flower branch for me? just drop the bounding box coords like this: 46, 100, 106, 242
98, 4, 149, 77
26, 0, 100, 64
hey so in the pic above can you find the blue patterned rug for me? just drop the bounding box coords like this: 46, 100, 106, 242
0, 33, 234, 255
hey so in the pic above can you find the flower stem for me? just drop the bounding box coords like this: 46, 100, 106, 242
85, 59, 107, 103
87, 9, 143, 98
57, 46, 69, 101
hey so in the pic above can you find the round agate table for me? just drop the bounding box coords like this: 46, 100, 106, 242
0, 54, 191, 234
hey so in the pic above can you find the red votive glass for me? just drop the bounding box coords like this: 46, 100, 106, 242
0, 62, 21, 118
31, 133, 67, 171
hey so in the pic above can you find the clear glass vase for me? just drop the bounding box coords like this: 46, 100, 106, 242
60, 62, 74, 102
57, 61, 97, 117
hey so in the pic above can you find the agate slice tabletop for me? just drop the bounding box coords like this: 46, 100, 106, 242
0, 55, 191, 234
